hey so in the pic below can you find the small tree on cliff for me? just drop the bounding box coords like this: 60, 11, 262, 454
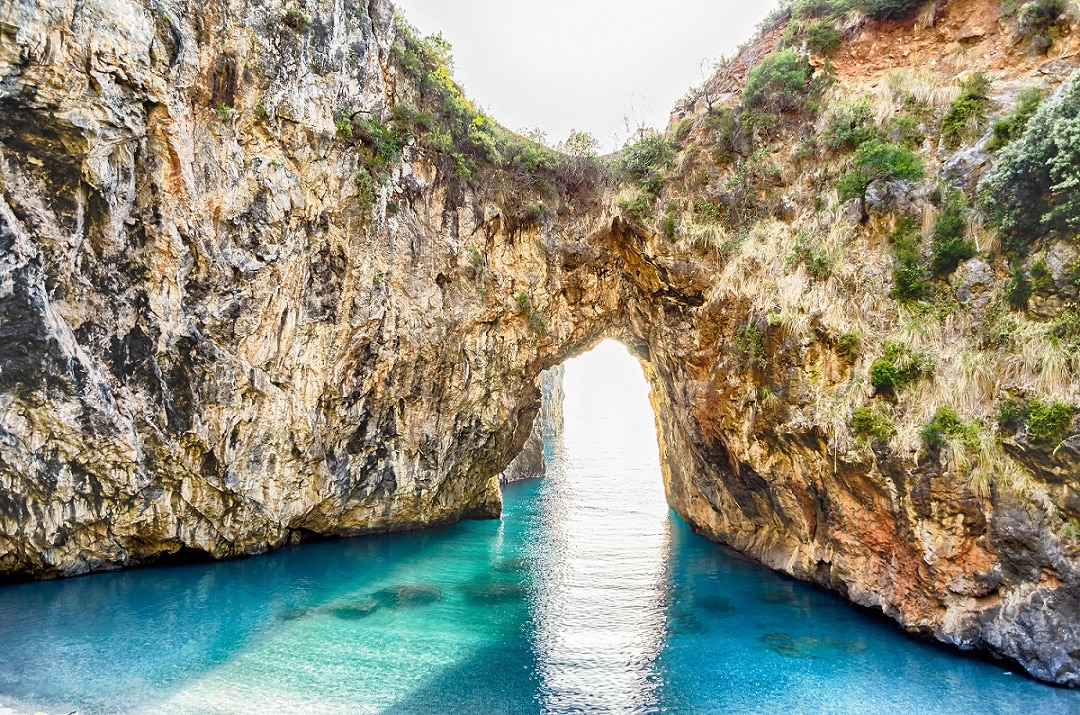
837, 140, 924, 221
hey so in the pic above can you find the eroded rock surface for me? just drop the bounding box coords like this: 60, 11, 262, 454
499, 367, 563, 484
1, 0, 1079, 688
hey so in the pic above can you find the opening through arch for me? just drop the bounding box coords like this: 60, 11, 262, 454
505, 338, 672, 711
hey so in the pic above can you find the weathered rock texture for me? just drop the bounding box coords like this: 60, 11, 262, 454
499, 367, 563, 484
2, 0, 1080, 688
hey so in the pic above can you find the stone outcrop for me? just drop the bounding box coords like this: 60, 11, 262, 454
499, 367, 563, 484
1, 0, 1079, 688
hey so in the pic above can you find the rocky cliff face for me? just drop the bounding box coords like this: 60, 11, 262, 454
2, 0, 1079, 688
499, 367, 563, 484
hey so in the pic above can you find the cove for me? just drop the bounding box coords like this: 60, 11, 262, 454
0, 343, 1076, 715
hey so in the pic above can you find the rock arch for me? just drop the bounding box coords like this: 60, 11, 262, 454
0, 0, 1078, 686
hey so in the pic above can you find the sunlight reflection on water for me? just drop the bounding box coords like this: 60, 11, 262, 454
530, 340, 670, 714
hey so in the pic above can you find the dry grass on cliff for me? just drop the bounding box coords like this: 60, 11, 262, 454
635, 0, 1080, 506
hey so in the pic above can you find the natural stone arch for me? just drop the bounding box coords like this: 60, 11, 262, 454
0, 0, 1078, 688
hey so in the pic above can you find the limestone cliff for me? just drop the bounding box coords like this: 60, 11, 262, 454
2, 0, 1080, 688
499, 366, 563, 484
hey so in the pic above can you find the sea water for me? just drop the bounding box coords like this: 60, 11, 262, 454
0, 340, 1077, 714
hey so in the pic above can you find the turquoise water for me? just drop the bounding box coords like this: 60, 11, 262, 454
1, 341, 1077, 714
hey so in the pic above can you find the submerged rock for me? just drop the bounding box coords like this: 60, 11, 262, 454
278, 608, 311, 621
371, 585, 443, 609
459, 580, 528, 605
695, 594, 737, 617
329, 601, 382, 620
760, 632, 868, 658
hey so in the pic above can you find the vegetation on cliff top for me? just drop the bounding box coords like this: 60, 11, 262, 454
598, 0, 1080, 505
374, 0, 1079, 499
327, 17, 613, 224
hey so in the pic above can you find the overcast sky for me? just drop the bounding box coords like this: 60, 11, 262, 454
392, 0, 782, 152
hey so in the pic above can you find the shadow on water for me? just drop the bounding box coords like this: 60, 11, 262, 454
0, 521, 468, 713
378, 644, 541, 715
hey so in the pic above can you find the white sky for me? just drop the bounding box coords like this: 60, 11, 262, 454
392, 0, 782, 152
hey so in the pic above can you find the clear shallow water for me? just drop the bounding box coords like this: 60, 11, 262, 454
1, 340, 1078, 714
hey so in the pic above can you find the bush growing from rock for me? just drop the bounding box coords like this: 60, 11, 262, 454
837, 140, 924, 220
743, 48, 813, 115
853, 406, 896, 444
921, 406, 979, 456
1026, 397, 1075, 443
870, 340, 932, 395
983, 73, 1080, 256
862, 0, 928, 20
825, 98, 880, 152
837, 331, 861, 363
989, 87, 1042, 151
940, 73, 990, 149
930, 193, 976, 276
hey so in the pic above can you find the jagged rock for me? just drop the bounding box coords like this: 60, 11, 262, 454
865, 179, 917, 216
498, 418, 545, 485
952, 257, 995, 312
939, 136, 993, 191
1045, 240, 1079, 299
957, 21, 988, 45
540, 364, 565, 438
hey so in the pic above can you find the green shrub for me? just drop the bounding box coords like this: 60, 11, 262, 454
997, 396, 1027, 434
743, 48, 813, 115
921, 406, 979, 456
618, 191, 656, 223
837, 140, 924, 219
661, 212, 678, 240
983, 72, 1080, 256
355, 166, 377, 213
705, 108, 737, 164
1029, 257, 1053, 292
853, 406, 896, 444
930, 193, 976, 275
787, 233, 832, 280
893, 262, 929, 301
1007, 265, 1033, 309
837, 331, 861, 362
693, 197, 725, 223
888, 215, 929, 300
940, 73, 991, 149
732, 322, 767, 370
1015, 0, 1069, 38
794, 0, 855, 19
804, 20, 843, 57
989, 87, 1043, 151
862, 0, 928, 20
718, 149, 782, 225
870, 340, 931, 395
1052, 307, 1080, 353
213, 103, 233, 122
560, 129, 601, 157
391, 21, 606, 215
283, 7, 311, 32
354, 115, 407, 171
1026, 397, 1075, 443
516, 291, 547, 334
1071, 259, 1080, 289
886, 112, 925, 149
618, 133, 678, 197
825, 98, 881, 152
